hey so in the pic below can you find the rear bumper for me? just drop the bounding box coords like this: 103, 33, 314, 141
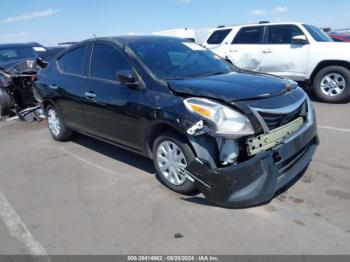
184, 116, 318, 208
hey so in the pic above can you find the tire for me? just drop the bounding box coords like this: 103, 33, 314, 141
0, 88, 12, 117
313, 66, 350, 103
152, 132, 197, 194
46, 105, 73, 141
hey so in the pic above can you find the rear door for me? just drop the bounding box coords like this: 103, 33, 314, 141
81, 42, 142, 150
260, 24, 310, 80
224, 26, 265, 71
51, 45, 88, 130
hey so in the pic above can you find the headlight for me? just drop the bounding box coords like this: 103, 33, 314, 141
184, 98, 255, 137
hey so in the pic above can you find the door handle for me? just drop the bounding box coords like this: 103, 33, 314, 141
229, 49, 238, 53
50, 84, 58, 90
262, 49, 273, 54
84, 92, 96, 99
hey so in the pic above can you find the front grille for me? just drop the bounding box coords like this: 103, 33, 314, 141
257, 101, 307, 131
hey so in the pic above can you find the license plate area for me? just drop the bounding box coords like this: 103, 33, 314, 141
247, 117, 304, 156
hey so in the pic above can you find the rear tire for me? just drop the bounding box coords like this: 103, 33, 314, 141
0, 88, 12, 117
152, 132, 197, 194
46, 105, 73, 141
313, 66, 350, 103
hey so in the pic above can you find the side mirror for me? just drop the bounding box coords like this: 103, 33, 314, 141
117, 69, 139, 88
36, 57, 48, 69
292, 35, 308, 45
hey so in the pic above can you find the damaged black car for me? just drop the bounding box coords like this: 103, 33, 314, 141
0, 43, 64, 120
34, 36, 319, 208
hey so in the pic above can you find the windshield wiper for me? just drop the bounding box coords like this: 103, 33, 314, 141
164, 76, 190, 80
197, 71, 228, 78
165, 71, 229, 80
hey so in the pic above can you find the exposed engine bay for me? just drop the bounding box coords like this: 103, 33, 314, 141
0, 59, 45, 122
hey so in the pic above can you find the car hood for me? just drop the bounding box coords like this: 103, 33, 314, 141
0, 59, 37, 74
167, 72, 293, 102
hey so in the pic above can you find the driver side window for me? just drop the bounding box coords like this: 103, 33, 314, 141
267, 25, 305, 44
90, 43, 132, 82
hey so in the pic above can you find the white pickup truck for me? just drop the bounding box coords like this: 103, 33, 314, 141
203, 22, 350, 103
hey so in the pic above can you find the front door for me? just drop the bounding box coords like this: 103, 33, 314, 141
81, 42, 142, 150
260, 24, 310, 81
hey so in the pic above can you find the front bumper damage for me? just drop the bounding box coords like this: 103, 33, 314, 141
182, 101, 318, 208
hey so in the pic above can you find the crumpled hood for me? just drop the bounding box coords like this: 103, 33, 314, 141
168, 72, 292, 102
0, 59, 37, 74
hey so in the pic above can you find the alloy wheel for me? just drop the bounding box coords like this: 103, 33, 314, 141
320, 73, 346, 97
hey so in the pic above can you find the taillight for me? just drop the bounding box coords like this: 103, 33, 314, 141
31, 74, 38, 82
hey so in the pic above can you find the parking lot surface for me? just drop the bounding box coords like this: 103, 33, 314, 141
0, 101, 350, 255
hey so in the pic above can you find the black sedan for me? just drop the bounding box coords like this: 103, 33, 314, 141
34, 36, 318, 208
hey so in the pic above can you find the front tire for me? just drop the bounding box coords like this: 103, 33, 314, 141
46, 105, 72, 141
152, 133, 197, 194
313, 66, 350, 103
0, 88, 12, 117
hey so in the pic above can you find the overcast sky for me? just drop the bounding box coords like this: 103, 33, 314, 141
0, 0, 349, 46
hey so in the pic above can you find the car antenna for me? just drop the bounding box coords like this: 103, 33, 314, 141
93, 33, 97, 38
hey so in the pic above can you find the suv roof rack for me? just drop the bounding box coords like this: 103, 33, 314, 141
217, 25, 226, 28
259, 21, 270, 24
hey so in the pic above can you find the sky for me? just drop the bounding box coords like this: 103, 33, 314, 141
0, 0, 349, 46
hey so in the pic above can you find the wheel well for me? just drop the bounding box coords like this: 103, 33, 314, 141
145, 123, 194, 159
310, 60, 350, 82
42, 100, 56, 112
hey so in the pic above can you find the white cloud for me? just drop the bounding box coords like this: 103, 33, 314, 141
177, 0, 191, 4
273, 6, 288, 14
0, 8, 59, 24
250, 9, 267, 16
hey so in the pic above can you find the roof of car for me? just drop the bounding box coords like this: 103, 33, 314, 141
81, 35, 187, 45
0, 42, 45, 48
210, 22, 304, 30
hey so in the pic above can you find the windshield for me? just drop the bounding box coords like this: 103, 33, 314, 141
0, 46, 38, 63
303, 24, 333, 42
128, 39, 232, 79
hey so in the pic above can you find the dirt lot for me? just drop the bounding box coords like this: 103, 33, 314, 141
0, 101, 349, 255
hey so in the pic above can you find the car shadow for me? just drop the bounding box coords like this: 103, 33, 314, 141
71, 133, 156, 175
70, 133, 309, 210
305, 89, 350, 104
181, 167, 308, 209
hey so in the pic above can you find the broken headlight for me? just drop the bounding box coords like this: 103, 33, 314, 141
184, 98, 254, 137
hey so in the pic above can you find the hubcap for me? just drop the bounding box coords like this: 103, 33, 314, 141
47, 109, 61, 137
320, 73, 346, 97
156, 141, 187, 186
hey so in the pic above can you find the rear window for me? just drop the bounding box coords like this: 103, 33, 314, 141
207, 29, 232, 44
233, 26, 264, 44
57, 46, 87, 75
